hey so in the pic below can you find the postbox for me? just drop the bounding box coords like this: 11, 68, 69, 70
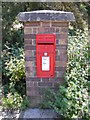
36, 34, 55, 78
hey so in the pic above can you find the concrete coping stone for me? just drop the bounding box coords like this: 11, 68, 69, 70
17, 10, 75, 22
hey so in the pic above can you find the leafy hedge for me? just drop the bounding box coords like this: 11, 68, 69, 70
41, 29, 89, 119
2, 43, 30, 110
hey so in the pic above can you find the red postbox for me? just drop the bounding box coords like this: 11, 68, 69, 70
36, 34, 55, 78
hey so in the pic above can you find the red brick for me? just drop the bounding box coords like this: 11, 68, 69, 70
55, 67, 66, 71
60, 34, 68, 39
24, 39, 32, 44
60, 56, 67, 61
27, 87, 40, 92
49, 77, 64, 83
34, 82, 38, 86
59, 50, 67, 61
55, 34, 60, 40
56, 28, 60, 33
56, 27, 64, 33
33, 72, 36, 77
56, 50, 60, 56
25, 57, 36, 61
25, 61, 34, 67
29, 71, 35, 77
38, 82, 52, 86
56, 34, 68, 40
56, 39, 68, 45
24, 45, 36, 50
26, 67, 30, 71
26, 81, 34, 87
24, 22, 40, 27
55, 71, 65, 77
34, 51, 36, 56
54, 81, 64, 86
26, 72, 34, 77
55, 50, 58, 56
25, 66, 35, 72
27, 90, 38, 96
60, 38, 68, 45
55, 77, 64, 80
61, 45, 67, 50
55, 61, 67, 67
25, 50, 34, 57
42, 22, 51, 27
26, 88, 40, 96
24, 27, 32, 34
38, 27, 44, 33
32, 39, 36, 44
38, 27, 55, 33
56, 39, 60, 44
56, 45, 67, 50
26, 77, 41, 81
61, 27, 68, 33
50, 27, 55, 33
52, 22, 68, 27
43, 27, 54, 33
24, 34, 36, 39
42, 78, 49, 81
33, 28, 38, 34
55, 56, 60, 61
29, 96, 42, 107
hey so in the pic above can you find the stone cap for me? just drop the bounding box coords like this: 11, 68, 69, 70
17, 10, 75, 22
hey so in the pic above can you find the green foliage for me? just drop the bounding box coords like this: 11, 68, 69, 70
2, 2, 89, 49
21, 96, 31, 110
2, 2, 25, 48
41, 2, 88, 29
41, 86, 68, 117
51, 86, 68, 116
3, 84, 9, 97
2, 43, 30, 110
65, 29, 88, 118
41, 30, 89, 119
4, 47, 25, 80
2, 92, 23, 110
2, 93, 30, 110
2, 43, 26, 94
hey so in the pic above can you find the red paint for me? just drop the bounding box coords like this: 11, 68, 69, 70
36, 34, 55, 78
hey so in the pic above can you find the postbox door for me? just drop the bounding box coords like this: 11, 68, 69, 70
37, 44, 55, 77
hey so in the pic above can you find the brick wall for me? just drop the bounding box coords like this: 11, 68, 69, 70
24, 21, 68, 107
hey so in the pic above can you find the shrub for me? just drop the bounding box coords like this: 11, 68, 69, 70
2, 43, 30, 110
40, 86, 68, 117
41, 29, 89, 119
2, 93, 30, 110
2, 43, 26, 95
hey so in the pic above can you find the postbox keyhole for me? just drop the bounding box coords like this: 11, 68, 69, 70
44, 52, 47, 56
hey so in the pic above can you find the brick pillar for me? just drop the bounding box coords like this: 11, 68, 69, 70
24, 21, 68, 107
17, 10, 75, 107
